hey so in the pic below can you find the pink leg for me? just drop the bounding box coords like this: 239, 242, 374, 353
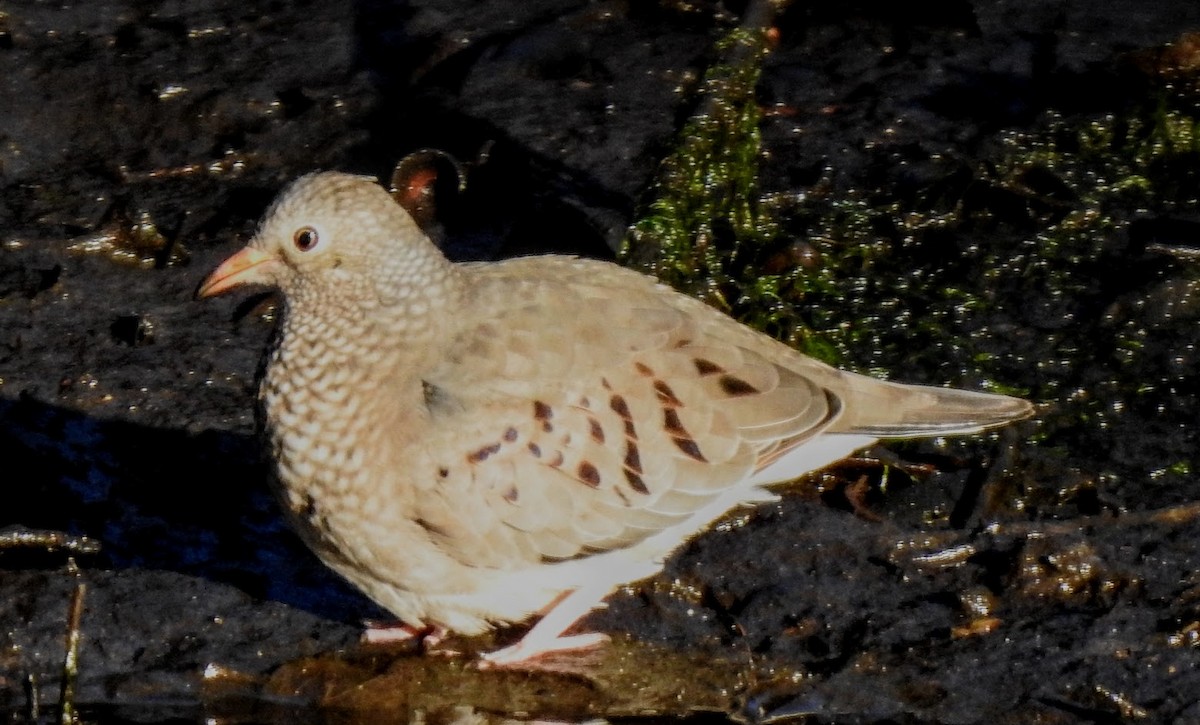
480, 582, 612, 667
362, 621, 449, 650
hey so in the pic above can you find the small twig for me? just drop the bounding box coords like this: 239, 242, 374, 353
58, 561, 86, 725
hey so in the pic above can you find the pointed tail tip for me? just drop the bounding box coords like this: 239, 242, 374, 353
974, 393, 1037, 428
854, 386, 1037, 438
922, 387, 1038, 434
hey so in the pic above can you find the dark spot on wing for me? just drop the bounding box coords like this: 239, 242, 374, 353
533, 400, 554, 432
624, 441, 642, 474
610, 394, 631, 420
528, 442, 542, 458
503, 486, 519, 503
588, 417, 605, 444
503, 427, 519, 442
610, 392, 647, 488
634, 362, 654, 376
663, 408, 687, 436
437, 467, 449, 478
623, 467, 650, 495
673, 436, 706, 462
664, 408, 706, 461
693, 358, 725, 376
468, 442, 501, 463
653, 380, 683, 407
577, 461, 601, 488
719, 374, 760, 397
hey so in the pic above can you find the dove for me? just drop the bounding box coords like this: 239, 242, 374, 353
197, 171, 1033, 666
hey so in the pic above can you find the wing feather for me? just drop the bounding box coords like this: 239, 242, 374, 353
398, 256, 1027, 571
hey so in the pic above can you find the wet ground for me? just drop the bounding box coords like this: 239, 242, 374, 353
2, 0, 1200, 722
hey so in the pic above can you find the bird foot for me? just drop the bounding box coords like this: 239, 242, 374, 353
478, 631, 610, 669
362, 622, 455, 654
477, 579, 617, 668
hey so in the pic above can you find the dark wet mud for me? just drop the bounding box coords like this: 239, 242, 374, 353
2, 1, 1200, 723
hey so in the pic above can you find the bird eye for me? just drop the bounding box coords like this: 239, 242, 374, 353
293, 226, 319, 252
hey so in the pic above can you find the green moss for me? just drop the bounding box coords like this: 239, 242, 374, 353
624, 26, 1200, 493
622, 27, 849, 360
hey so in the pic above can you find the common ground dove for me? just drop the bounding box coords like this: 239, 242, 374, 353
197, 172, 1033, 665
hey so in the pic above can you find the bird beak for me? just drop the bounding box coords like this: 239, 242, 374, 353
196, 246, 277, 299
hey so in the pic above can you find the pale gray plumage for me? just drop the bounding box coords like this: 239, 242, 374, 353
198, 171, 1033, 664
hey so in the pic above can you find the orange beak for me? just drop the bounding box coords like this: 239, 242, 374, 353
196, 246, 278, 299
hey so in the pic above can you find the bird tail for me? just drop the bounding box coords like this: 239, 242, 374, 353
833, 374, 1034, 438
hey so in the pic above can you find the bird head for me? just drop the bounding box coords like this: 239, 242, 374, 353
196, 172, 453, 312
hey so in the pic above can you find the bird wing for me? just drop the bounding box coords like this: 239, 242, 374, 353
405, 257, 844, 569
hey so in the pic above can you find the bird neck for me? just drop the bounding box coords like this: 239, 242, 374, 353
276, 267, 464, 380
258, 267, 463, 501
263, 257, 468, 439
